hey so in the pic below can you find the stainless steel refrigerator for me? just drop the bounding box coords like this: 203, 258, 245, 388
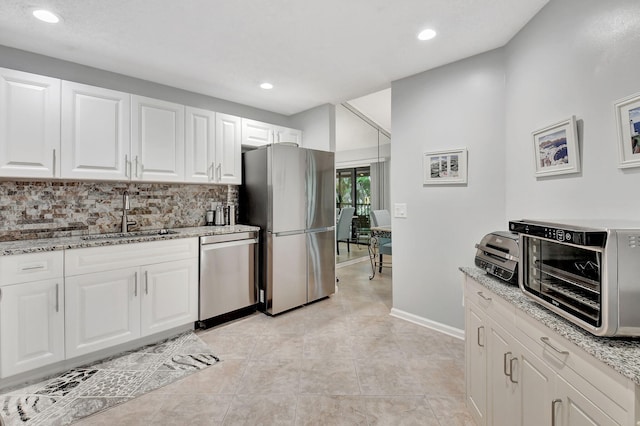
241, 144, 335, 315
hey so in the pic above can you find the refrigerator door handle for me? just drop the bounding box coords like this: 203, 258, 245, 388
306, 226, 335, 233
272, 230, 306, 237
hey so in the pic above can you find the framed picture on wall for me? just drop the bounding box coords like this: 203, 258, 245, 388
422, 148, 467, 185
614, 92, 640, 169
532, 116, 580, 177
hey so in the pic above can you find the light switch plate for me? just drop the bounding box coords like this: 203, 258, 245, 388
394, 203, 407, 218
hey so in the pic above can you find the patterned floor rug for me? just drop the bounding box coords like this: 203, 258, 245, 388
0, 332, 219, 426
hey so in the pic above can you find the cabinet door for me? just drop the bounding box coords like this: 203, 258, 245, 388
0, 67, 60, 178
61, 81, 131, 180
185, 106, 215, 183
131, 95, 185, 181
216, 113, 242, 185
140, 259, 198, 336
241, 118, 274, 147
488, 320, 520, 426
65, 268, 140, 358
0, 279, 64, 378
465, 299, 487, 426
556, 376, 620, 426
519, 342, 555, 426
275, 126, 302, 145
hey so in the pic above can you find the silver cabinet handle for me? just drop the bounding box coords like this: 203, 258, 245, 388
145, 270, 149, 295
135, 156, 139, 178
540, 337, 569, 355
477, 291, 492, 301
509, 357, 518, 383
217, 163, 222, 181
477, 325, 485, 347
209, 162, 214, 181
125, 154, 130, 178
551, 398, 562, 426
52, 148, 56, 176
503, 351, 512, 377
55, 283, 59, 313
21, 265, 45, 271
134, 271, 138, 297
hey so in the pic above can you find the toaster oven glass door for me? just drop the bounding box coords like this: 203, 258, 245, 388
522, 236, 602, 327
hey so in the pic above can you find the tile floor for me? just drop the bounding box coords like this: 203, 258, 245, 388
336, 242, 370, 265
74, 261, 475, 425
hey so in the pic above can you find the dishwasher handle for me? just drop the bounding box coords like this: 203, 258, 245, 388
201, 238, 258, 251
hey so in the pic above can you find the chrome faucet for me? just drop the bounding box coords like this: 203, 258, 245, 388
121, 191, 136, 233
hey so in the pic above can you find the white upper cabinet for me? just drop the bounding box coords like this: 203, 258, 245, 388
131, 95, 185, 182
241, 118, 274, 147
185, 109, 242, 185
61, 81, 131, 180
275, 126, 302, 145
0, 67, 60, 178
216, 113, 242, 185
185, 106, 216, 183
241, 118, 303, 148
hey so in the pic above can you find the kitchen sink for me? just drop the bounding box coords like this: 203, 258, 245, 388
81, 229, 178, 241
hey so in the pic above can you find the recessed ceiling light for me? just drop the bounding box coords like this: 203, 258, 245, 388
33, 9, 60, 23
417, 28, 437, 41
260, 82, 274, 90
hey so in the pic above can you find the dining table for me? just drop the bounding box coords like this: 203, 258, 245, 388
368, 225, 391, 279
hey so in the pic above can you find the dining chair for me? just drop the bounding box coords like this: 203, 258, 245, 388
370, 209, 392, 273
336, 207, 355, 255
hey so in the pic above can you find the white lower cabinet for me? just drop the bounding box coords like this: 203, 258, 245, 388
0, 279, 65, 378
465, 299, 488, 424
65, 268, 140, 358
65, 238, 198, 359
487, 319, 520, 426
0, 251, 65, 379
140, 259, 198, 337
464, 276, 634, 426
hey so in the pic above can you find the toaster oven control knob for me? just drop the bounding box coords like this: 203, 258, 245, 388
557, 230, 565, 242
565, 233, 572, 241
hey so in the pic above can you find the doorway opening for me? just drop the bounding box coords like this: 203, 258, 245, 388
336, 166, 371, 264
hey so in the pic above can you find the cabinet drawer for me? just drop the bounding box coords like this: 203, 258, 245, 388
65, 238, 198, 276
465, 276, 516, 323
0, 251, 64, 285
515, 309, 633, 411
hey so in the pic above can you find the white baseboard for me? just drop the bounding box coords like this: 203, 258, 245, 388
390, 307, 464, 340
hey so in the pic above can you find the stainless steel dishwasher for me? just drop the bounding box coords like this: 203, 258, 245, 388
199, 231, 258, 324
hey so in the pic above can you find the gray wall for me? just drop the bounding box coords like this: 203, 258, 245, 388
0, 45, 291, 125
504, 0, 640, 219
390, 0, 640, 333
391, 49, 507, 332
290, 104, 335, 152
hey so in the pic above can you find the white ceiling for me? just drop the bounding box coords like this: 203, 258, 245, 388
0, 0, 548, 116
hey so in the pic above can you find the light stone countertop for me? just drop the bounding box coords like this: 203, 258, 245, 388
0, 225, 260, 256
460, 266, 640, 386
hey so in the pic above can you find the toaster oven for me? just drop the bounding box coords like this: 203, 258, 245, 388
509, 219, 640, 337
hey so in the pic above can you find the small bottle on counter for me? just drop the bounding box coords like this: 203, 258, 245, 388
206, 201, 215, 226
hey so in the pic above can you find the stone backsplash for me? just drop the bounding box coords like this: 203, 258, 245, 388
0, 180, 238, 242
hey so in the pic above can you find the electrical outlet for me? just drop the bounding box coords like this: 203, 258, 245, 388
394, 203, 407, 218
